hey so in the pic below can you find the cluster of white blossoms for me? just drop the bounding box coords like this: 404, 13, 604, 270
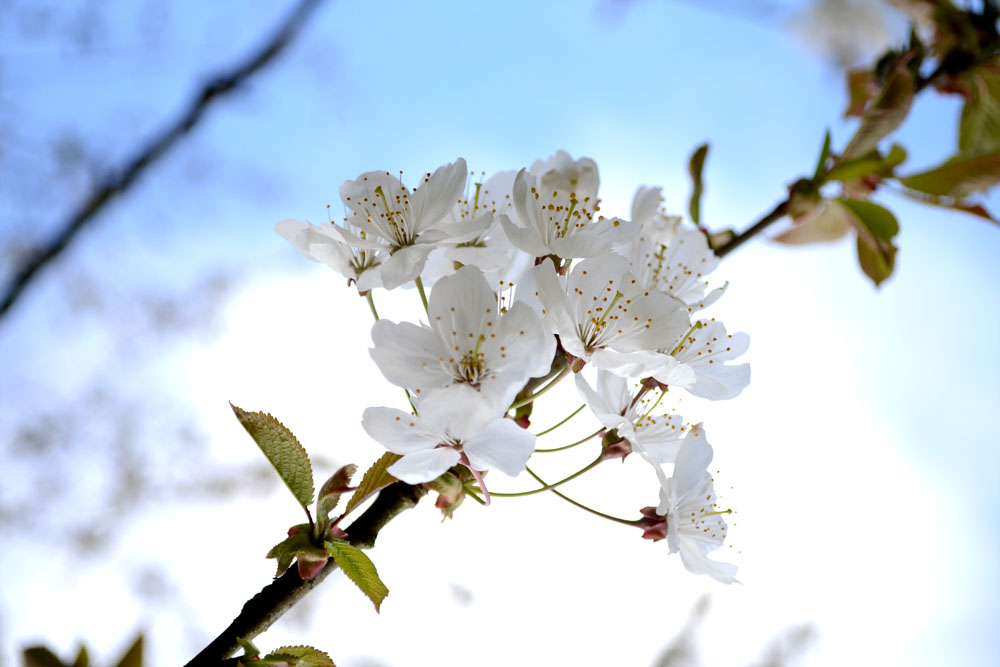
277, 151, 748, 583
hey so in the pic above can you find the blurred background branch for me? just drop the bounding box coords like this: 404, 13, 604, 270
0, 0, 324, 321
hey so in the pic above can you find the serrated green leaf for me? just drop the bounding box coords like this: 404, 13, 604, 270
236, 638, 260, 661
841, 65, 914, 161
231, 404, 314, 511
23, 647, 68, 667
267, 530, 313, 577
774, 199, 853, 245
344, 452, 400, 515
899, 151, 1000, 198
317, 464, 357, 521
687, 143, 709, 225
262, 646, 336, 667
113, 636, 143, 667
960, 66, 1000, 154
325, 540, 389, 613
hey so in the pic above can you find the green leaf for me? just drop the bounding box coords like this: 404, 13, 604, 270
840, 198, 899, 241
316, 464, 357, 521
899, 151, 1000, 198
813, 130, 832, 181
840, 65, 914, 161
113, 637, 143, 667
262, 646, 336, 667
236, 638, 260, 661
960, 66, 1000, 154
23, 647, 68, 667
231, 403, 314, 511
826, 144, 907, 183
774, 199, 853, 245
687, 143, 709, 225
855, 234, 896, 287
840, 198, 899, 286
344, 452, 400, 515
325, 540, 389, 613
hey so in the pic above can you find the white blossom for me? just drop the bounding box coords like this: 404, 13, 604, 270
574, 370, 685, 464
521, 255, 690, 377
332, 158, 492, 289
275, 216, 383, 292
659, 319, 750, 400
370, 265, 555, 409
362, 384, 535, 484
655, 426, 738, 584
500, 152, 637, 259
623, 187, 726, 311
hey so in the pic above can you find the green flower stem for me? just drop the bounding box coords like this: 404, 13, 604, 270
534, 404, 586, 436
414, 275, 429, 313
491, 456, 602, 497
365, 291, 380, 320
508, 366, 570, 410
534, 427, 603, 453
524, 466, 639, 527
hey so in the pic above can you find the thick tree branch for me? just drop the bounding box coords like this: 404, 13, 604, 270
184, 481, 427, 667
0, 0, 325, 323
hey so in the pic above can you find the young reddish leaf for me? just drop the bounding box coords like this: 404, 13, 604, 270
316, 464, 357, 521
266, 530, 313, 578
295, 545, 330, 580
324, 540, 389, 613
113, 637, 143, 667
899, 152, 1000, 199
844, 68, 878, 118
262, 646, 336, 667
774, 199, 853, 245
840, 64, 914, 161
344, 452, 400, 515
687, 143, 709, 225
960, 66, 1000, 154
231, 404, 315, 512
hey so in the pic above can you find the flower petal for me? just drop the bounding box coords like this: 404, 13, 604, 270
463, 418, 536, 476
388, 448, 462, 484
362, 407, 438, 454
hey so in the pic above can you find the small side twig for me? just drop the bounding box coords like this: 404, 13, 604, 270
184, 481, 426, 667
713, 198, 790, 258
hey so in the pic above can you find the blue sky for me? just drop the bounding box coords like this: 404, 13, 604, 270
2, 1, 999, 666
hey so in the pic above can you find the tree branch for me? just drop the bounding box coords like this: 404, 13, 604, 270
0, 0, 325, 323
184, 481, 427, 667
713, 198, 790, 258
